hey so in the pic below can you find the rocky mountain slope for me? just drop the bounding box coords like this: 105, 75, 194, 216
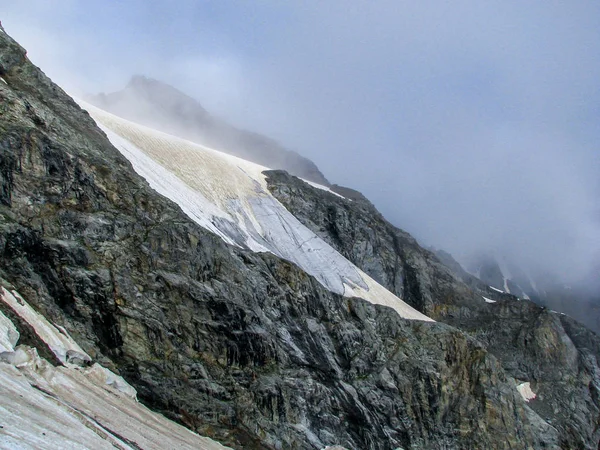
265, 170, 600, 449
467, 254, 600, 335
0, 23, 599, 449
87, 76, 329, 185
0, 286, 228, 449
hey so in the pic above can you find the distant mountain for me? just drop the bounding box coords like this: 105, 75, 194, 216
466, 253, 600, 334
87, 76, 329, 185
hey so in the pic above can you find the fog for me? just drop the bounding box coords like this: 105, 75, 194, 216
3, 1, 600, 286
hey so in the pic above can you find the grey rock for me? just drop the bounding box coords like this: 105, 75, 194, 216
265, 170, 600, 449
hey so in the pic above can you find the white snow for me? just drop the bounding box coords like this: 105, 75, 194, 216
0, 287, 230, 450
516, 381, 536, 402
489, 286, 504, 293
0, 309, 19, 352
0, 77, 7, 85
302, 179, 346, 199
0, 287, 89, 365
482, 296, 496, 304
496, 257, 513, 294
77, 99, 432, 322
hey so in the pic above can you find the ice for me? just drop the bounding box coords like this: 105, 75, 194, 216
76, 99, 433, 322
1, 287, 89, 364
0, 288, 230, 449
482, 296, 496, 303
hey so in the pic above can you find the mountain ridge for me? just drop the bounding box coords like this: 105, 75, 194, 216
1, 23, 599, 449
87, 75, 330, 186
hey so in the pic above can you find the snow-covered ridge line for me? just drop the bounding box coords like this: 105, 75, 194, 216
0, 288, 230, 449
302, 179, 346, 199
77, 99, 432, 322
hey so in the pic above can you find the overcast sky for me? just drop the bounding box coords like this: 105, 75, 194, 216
3, 1, 600, 282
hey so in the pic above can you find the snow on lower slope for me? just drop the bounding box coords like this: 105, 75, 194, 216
516, 381, 536, 402
1, 288, 90, 366
78, 100, 431, 322
0, 287, 229, 450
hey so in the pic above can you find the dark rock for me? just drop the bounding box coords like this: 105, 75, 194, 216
265, 169, 600, 449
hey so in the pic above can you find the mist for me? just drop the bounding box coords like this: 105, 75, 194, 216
3, 1, 600, 286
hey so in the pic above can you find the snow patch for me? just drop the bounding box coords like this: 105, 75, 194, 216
0, 287, 89, 364
303, 179, 346, 199
84, 363, 138, 399
482, 296, 496, 304
489, 286, 504, 293
0, 77, 7, 85
496, 257, 513, 293
517, 381, 536, 402
527, 272, 539, 294
0, 289, 230, 449
0, 309, 19, 352
77, 99, 432, 322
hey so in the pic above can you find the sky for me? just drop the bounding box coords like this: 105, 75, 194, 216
3, 1, 600, 283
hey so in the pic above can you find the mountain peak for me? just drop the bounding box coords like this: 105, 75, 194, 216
88, 76, 330, 185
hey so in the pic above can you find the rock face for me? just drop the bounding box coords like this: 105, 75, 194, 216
87, 76, 329, 186
461, 252, 600, 338
0, 24, 596, 449
266, 170, 600, 449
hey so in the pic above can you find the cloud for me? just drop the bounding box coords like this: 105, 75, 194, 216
3, 1, 600, 282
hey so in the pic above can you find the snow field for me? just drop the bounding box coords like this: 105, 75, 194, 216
0, 287, 230, 449
78, 100, 432, 322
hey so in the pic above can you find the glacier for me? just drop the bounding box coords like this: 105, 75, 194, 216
78, 100, 432, 322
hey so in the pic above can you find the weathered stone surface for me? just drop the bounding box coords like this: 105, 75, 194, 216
266, 169, 600, 449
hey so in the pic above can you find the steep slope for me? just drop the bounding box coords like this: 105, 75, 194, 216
77, 99, 430, 322
265, 170, 600, 449
87, 76, 329, 185
0, 24, 563, 449
469, 253, 600, 335
0, 287, 228, 450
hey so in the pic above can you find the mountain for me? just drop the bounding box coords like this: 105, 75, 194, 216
467, 253, 600, 334
1, 23, 600, 449
87, 75, 329, 186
